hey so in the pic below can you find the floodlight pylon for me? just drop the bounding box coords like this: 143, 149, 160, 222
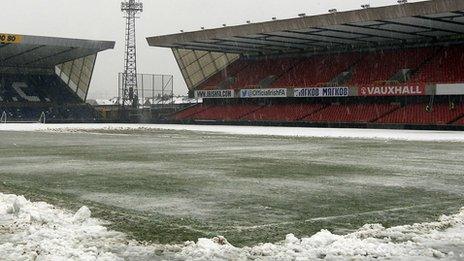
121, 0, 143, 109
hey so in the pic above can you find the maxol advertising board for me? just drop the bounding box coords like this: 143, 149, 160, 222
294, 87, 350, 97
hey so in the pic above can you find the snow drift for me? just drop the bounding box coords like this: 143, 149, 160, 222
1, 193, 463, 260
0, 193, 158, 260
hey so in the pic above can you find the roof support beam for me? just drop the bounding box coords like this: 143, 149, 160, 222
283, 30, 356, 46
344, 23, 436, 39
172, 43, 262, 54
23, 47, 77, 67
263, 31, 342, 48
194, 40, 280, 52
415, 15, 464, 26
377, 19, 463, 35
234, 35, 311, 49
313, 27, 404, 41
213, 39, 292, 51
216, 36, 306, 51
340, 24, 414, 40
288, 30, 373, 45
0, 45, 45, 63
259, 33, 334, 47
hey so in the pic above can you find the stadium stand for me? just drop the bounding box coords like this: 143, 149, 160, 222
0, 33, 114, 122
192, 104, 261, 121
409, 46, 464, 84
150, 1, 464, 129
0, 74, 79, 104
347, 47, 438, 86
271, 53, 360, 88
454, 116, 464, 125
303, 103, 400, 123
199, 61, 249, 90
242, 103, 325, 122
376, 101, 464, 125
194, 46, 449, 91
173, 104, 208, 120
229, 58, 297, 89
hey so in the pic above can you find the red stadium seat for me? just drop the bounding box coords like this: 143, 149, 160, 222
199, 61, 249, 90
192, 104, 262, 121
410, 46, 464, 84
173, 104, 207, 120
376, 103, 464, 125
348, 47, 436, 86
454, 116, 464, 125
242, 103, 325, 122
229, 58, 298, 89
272, 53, 360, 88
302, 103, 400, 123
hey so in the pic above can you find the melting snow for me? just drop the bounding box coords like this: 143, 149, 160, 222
1, 193, 463, 260
0, 123, 464, 142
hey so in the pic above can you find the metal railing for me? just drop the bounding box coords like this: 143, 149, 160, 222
0, 111, 46, 124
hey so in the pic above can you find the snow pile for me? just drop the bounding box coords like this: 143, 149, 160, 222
175, 210, 464, 260
0, 193, 158, 261
1, 123, 464, 142
1, 192, 464, 260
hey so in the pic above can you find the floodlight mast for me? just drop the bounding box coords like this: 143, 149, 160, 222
121, 0, 143, 109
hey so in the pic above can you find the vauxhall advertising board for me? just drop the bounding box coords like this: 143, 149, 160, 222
358, 85, 425, 96
195, 89, 235, 99
294, 87, 350, 97
240, 88, 287, 98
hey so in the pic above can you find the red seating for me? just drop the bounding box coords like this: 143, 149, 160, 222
376, 103, 464, 125
454, 116, 464, 125
410, 46, 464, 84
199, 60, 249, 90
173, 102, 464, 126
197, 45, 464, 92
348, 47, 436, 86
192, 104, 262, 121
272, 53, 360, 88
302, 103, 400, 123
230, 58, 297, 89
173, 104, 207, 120
242, 103, 325, 122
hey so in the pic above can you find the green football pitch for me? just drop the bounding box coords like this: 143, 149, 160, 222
0, 128, 463, 246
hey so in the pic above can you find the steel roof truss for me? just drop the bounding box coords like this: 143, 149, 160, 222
262, 32, 344, 48
284, 30, 361, 45
204, 39, 284, 51
221, 36, 307, 50
24, 47, 77, 67
384, 18, 464, 34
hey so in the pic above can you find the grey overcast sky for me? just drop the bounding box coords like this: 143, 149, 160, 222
4, 0, 427, 99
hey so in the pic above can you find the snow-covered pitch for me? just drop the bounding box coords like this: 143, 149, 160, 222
1, 123, 464, 142
1, 123, 464, 260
